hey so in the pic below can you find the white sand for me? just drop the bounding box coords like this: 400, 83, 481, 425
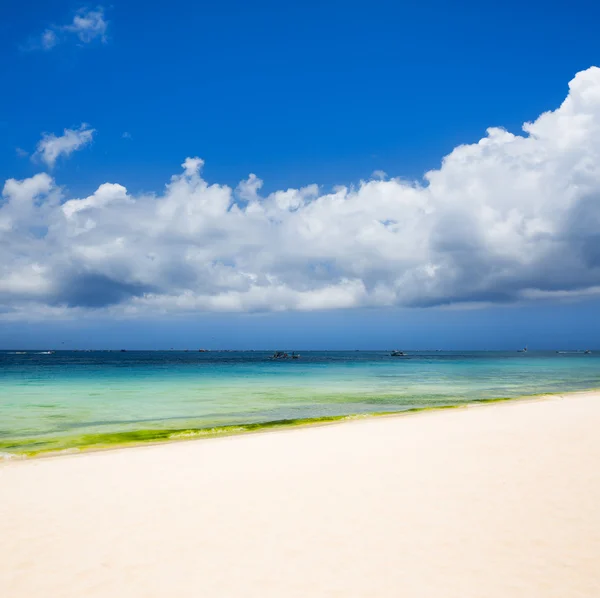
2, 392, 600, 597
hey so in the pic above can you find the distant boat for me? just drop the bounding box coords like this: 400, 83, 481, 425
517, 346, 528, 353
585, 350, 592, 354
390, 350, 406, 357
270, 351, 300, 359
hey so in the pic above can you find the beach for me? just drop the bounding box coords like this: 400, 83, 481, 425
2, 391, 600, 597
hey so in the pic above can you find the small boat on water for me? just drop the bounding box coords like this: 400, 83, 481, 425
390, 350, 406, 357
517, 346, 528, 353
271, 351, 301, 360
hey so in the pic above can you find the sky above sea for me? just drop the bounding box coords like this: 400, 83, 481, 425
1, 0, 600, 348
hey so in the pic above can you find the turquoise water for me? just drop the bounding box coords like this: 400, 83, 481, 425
1, 350, 599, 456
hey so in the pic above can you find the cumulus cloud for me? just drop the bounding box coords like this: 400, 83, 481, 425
26, 7, 108, 51
33, 124, 95, 168
3, 67, 600, 319
63, 8, 108, 43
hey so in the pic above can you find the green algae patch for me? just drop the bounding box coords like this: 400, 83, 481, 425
473, 396, 513, 404
3, 402, 513, 457
1, 415, 366, 458
1, 390, 592, 460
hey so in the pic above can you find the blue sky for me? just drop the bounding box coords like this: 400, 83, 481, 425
1, 0, 600, 349
3, 0, 599, 193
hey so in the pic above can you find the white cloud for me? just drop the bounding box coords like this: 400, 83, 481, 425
41, 29, 58, 50
62, 183, 131, 219
27, 7, 108, 51
236, 174, 263, 201
33, 124, 95, 168
63, 8, 108, 43
3, 67, 600, 319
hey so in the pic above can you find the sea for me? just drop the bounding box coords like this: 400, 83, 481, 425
1, 350, 599, 457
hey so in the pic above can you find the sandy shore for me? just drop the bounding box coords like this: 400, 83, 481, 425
2, 392, 600, 597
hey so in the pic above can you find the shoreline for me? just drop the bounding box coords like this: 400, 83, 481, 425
2, 388, 600, 597
2, 387, 597, 462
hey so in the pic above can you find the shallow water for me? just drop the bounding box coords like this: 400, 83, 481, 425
1, 350, 599, 455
